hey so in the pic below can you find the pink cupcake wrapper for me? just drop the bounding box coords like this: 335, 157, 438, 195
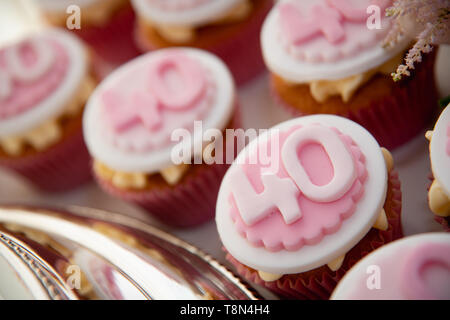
0, 129, 92, 192
134, 0, 273, 86
272, 52, 438, 150
226, 170, 403, 299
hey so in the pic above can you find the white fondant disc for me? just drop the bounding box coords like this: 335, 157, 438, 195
331, 233, 450, 300
83, 48, 235, 174
0, 29, 87, 138
261, 2, 411, 82
216, 115, 388, 275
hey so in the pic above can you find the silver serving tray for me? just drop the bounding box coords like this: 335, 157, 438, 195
0, 205, 259, 300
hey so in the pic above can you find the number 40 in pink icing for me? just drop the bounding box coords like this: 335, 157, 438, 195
103, 53, 207, 132
279, 0, 391, 45
231, 125, 357, 226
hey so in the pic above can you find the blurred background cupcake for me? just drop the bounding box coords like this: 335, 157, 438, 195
0, 28, 95, 192
331, 233, 450, 300
84, 47, 240, 228
426, 103, 450, 231
34, 0, 140, 76
261, 0, 439, 150
216, 115, 403, 299
131, 0, 273, 85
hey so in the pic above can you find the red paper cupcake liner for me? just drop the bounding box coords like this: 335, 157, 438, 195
272, 52, 439, 150
134, 0, 272, 86
0, 129, 92, 193
72, 4, 141, 78
435, 216, 450, 232
96, 162, 230, 228
226, 170, 403, 299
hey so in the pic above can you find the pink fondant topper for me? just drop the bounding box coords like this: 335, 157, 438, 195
100, 50, 215, 153
102, 52, 207, 133
401, 243, 450, 300
280, 0, 390, 45
278, 0, 392, 62
229, 124, 367, 252
102, 90, 161, 132
0, 37, 67, 119
147, 53, 206, 111
279, 3, 345, 45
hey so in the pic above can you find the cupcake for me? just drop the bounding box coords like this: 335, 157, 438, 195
131, 0, 273, 85
216, 115, 403, 299
426, 104, 450, 232
35, 0, 140, 74
261, 0, 438, 150
84, 48, 239, 228
331, 233, 450, 300
0, 29, 95, 192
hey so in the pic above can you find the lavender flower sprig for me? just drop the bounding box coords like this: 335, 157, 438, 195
383, 0, 450, 81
